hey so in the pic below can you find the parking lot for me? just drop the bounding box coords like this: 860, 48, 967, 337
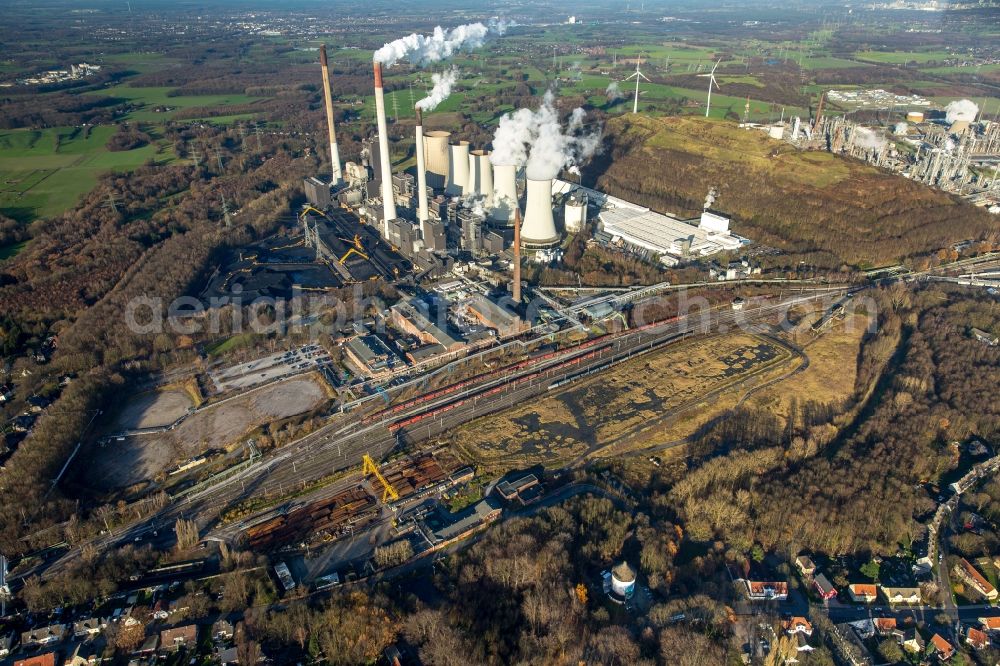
210, 344, 331, 393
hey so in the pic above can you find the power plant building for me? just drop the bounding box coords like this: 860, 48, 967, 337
466, 294, 527, 338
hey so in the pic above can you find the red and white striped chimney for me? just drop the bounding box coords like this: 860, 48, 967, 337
373, 61, 397, 236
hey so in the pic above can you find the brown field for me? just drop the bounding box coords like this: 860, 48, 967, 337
87, 374, 329, 490
450, 332, 797, 475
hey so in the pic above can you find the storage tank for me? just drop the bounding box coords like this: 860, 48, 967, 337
611, 561, 636, 599
564, 192, 587, 233
906, 111, 925, 123
468, 150, 494, 204
520, 178, 559, 248
423, 131, 451, 190
446, 141, 471, 197
490, 163, 519, 227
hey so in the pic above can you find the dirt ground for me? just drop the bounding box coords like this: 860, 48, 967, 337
109, 388, 193, 430
450, 333, 795, 474
88, 376, 328, 490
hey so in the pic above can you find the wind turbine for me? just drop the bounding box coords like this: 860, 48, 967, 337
624, 54, 650, 115
699, 58, 721, 118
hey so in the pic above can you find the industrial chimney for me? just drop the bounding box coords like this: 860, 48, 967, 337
423, 131, 451, 189
468, 150, 494, 204
490, 163, 518, 227
373, 61, 397, 236
319, 46, 343, 186
414, 107, 429, 223
520, 178, 558, 247
445, 140, 470, 197
512, 208, 522, 304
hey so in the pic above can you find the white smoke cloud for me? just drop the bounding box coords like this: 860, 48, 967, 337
894, 122, 908, 135
416, 67, 459, 111
606, 80, 623, 102
374, 20, 513, 67
489, 91, 602, 180
945, 98, 978, 123
853, 127, 886, 151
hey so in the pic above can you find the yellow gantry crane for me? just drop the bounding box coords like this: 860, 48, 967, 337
299, 205, 326, 220
362, 454, 399, 503
338, 234, 370, 264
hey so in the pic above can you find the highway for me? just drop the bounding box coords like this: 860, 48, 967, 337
37, 289, 843, 579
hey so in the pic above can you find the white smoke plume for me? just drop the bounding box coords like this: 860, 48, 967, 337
416, 67, 458, 111
606, 80, 623, 102
374, 19, 513, 67
894, 122, 908, 135
853, 127, 886, 151
489, 91, 602, 180
945, 98, 978, 123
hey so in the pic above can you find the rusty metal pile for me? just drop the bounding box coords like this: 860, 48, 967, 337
381, 454, 448, 499
244, 486, 376, 550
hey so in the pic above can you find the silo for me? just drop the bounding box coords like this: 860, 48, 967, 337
446, 141, 471, 196
490, 163, 519, 227
423, 131, 451, 190
564, 192, 587, 233
520, 178, 559, 248
468, 150, 494, 204
611, 561, 636, 599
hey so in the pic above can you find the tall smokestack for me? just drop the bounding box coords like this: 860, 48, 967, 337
490, 163, 518, 227
446, 141, 470, 197
319, 46, 343, 186
469, 150, 494, 204
373, 61, 397, 236
520, 178, 558, 247
513, 208, 522, 304
415, 107, 429, 223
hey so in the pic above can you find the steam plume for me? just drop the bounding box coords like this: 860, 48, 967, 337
490, 91, 602, 180
853, 127, 886, 151
374, 19, 513, 68
945, 99, 978, 123
606, 81, 623, 102
416, 68, 459, 111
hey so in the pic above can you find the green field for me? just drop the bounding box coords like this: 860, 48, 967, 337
854, 50, 957, 65
0, 125, 174, 222
85, 84, 267, 121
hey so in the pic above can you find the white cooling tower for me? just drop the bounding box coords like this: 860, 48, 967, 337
490, 163, 519, 227
564, 193, 586, 233
520, 178, 559, 248
468, 150, 493, 204
373, 62, 397, 235
423, 130, 450, 190
414, 110, 429, 223
445, 141, 470, 197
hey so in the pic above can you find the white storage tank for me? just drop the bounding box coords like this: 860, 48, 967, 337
564, 192, 587, 233
611, 561, 636, 599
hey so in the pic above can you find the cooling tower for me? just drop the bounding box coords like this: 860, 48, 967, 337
423, 131, 451, 190
445, 141, 470, 197
414, 107, 429, 223
319, 46, 342, 186
490, 163, 518, 227
468, 150, 493, 204
373, 62, 397, 235
520, 178, 559, 248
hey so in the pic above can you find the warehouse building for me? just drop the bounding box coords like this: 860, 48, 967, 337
466, 294, 528, 338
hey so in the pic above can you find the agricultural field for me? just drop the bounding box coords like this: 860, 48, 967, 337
84, 84, 268, 122
450, 332, 797, 475
0, 125, 174, 223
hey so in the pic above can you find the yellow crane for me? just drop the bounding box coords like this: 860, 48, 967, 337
299, 205, 326, 220
362, 454, 399, 503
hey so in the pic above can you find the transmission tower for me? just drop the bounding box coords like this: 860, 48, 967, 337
106, 192, 119, 214
221, 194, 232, 227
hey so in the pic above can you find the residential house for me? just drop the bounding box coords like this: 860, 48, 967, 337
0, 384, 12, 402
873, 618, 897, 636
848, 583, 878, 603
782, 617, 813, 636
930, 633, 954, 661
881, 586, 921, 605
159, 625, 198, 652
134, 635, 159, 657
899, 628, 925, 654
972, 327, 999, 346
794, 555, 817, 576
212, 619, 235, 642
26, 395, 50, 413
743, 580, 789, 601
150, 600, 168, 621
21, 624, 67, 649
72, 617, 105, 639
813, 573, 837, 601
14, 654, 57, 666
980, 616, 1000, 633
64, 642, 98, 666
953, 557, 998, 600
218, 646, 239, 666
966, 627, 990, 650
0, 631, 14, 658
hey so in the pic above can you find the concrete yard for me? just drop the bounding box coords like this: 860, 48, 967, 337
86, 375, 330, 490
210, 344, 331, 393
109, 388, 194, 431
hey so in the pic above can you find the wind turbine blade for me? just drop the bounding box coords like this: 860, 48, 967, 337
711, 58, 721, 74
712, 76, 720, 90
625, 72, 639, 81
639, 72, 651, 82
